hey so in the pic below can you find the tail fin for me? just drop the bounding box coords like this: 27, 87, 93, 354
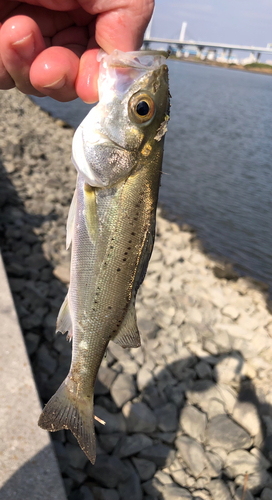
38, 380, 96, 464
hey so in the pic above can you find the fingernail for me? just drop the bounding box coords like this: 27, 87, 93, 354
12, 32, 35, 60
43, 76, 66, 90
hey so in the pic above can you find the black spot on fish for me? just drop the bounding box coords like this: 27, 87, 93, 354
117, 268, 121, 272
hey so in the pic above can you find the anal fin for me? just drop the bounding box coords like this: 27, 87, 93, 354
56, 293, 73, 341
112, 298, 141, 348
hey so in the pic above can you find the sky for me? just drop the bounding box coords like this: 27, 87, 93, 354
150, 0, 272, 49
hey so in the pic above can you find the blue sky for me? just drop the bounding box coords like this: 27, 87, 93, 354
151, 0, 272, 47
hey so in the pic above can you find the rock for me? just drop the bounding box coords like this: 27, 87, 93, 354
132, 457, 156, 481
195, 361, 213, 379
98, 433, 122, 453
79, 485, 95, 500
65, 443, 89, 469
170, 468, 189, 488
192, 490, 211, 500
234, 486, 254, 500
122, 402, 156, 433
225, 449, 262, 477
94, 366, 117, 395
118, 460, 143, 500
232, 400, 262, 438
36, 344, 57, 375
86, 455, 130, 488
137, 317, 158, 338
205, 415, 251, 451
214, 354, 243, 384
24, 332, 40, 355
222, 305, 240, 320
234, 471, 272, 494
24, 253, 48, 270
154, 403, 178, 432
207, 479, 232, 500
137, 366, 154, 391
138, 443, 175, 467
205, 452, 222, 478
179, 406, 207, 443
92, 487, 119, 500
53, 263, 70, 283
161, 485, 192, 499
65, 465, 87, 484
115, 433, 153, 458
94, 405, 126, 434
175, 436, 206, 478
213, 263, 239, 280
261, 488, 272, 500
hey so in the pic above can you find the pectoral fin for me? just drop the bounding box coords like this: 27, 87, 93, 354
66, 187, 77, 250
113, 298, 141, 348
56, 293, 73, 341
84, 183, 98, 244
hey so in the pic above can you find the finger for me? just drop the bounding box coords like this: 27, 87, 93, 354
0, 50, 15, 90
30, 46, 79, 102
0, 15, 46, 96
75, 47, 100, 103
52, 26, 89, 58
81, 0, 154, 53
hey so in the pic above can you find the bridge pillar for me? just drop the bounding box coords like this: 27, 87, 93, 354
228, 49, 232, 61
256, 52, 261, 62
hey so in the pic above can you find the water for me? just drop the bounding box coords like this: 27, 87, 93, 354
31, 61, 272, 289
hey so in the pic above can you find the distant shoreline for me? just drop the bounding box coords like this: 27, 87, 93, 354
170, 55, 272, 75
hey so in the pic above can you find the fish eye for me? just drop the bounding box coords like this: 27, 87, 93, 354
129, 93, 155, 124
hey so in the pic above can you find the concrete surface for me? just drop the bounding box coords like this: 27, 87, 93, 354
0, 252, 67, 500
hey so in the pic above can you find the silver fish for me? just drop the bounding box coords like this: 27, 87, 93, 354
38, 50, 170, 464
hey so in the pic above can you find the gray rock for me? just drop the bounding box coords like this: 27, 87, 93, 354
122, 402, 156, 433
132, 458, 156, 481
207, 480, 232, 500
142, 477, 164, 496
192, 490, 211, 500
92, 487, 119, 500
87, 455, 130, 488
118, 460, 143, 500
63, 478, 74, 496
171, 469, 188, 488
94, 366, 118, 395
195, 361, 213, 379
154, 403, 178, 432
205, 415, 251, 451
138, 443, 175, 467
161, 485, 192, 500
117, 433, 153, 458
235, 486, 254, 500
143, 384, 168, 410
205, 452, 222, 478
214, 354, 243, 384
175, 436, 206, 478
167, 384, 185, 407
180, 406, 207, 443
98, 434, 123, 453
261, 488, 272, 500
225, 449, 262, 477
25, 332, 40, 355
36, 344, 57, 375
94, 405, 126, 434
110, 373, 137, 408
137, 366, 154, 391
65, 443, 89, 469
232, 400, 262, 438
65, 465, 87, 484
235, 471, 272, 494
137, 317, 158, 338
79, 485, 95, 500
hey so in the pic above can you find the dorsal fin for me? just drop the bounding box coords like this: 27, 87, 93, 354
112, 298, 141, 348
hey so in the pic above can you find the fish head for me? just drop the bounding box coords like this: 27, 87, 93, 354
72, 50, 170, 187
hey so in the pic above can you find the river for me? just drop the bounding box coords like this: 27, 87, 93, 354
31, 60, 272, 291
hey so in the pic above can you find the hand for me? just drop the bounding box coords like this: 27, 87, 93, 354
0, 0, 154, 102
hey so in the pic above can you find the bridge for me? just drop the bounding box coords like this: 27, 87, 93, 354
143, 22, 272, 61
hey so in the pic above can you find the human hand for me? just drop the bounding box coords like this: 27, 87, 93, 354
0, 0, 154, 102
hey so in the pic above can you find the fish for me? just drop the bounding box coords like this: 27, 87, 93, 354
38, 49, 170, 464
